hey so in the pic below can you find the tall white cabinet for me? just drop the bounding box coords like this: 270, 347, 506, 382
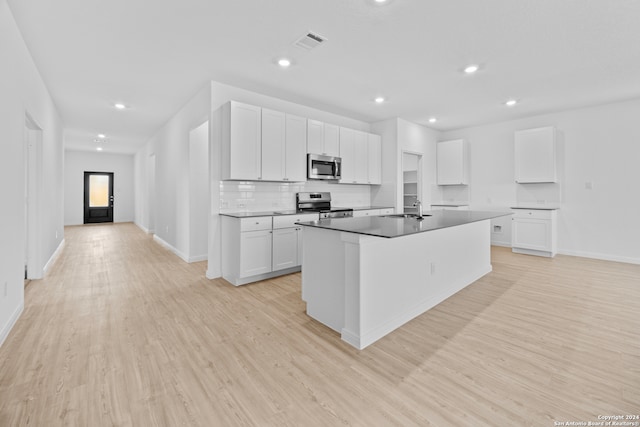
437, 139, 468, 185
514, 126, 557, 183
222, 101, 262, 180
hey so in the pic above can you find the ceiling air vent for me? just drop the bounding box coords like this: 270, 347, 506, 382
293, 31, 328, 50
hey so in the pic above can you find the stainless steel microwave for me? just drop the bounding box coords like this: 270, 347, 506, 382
307, 153, 342, 180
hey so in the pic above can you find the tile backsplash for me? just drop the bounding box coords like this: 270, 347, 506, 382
220, 180, 372, 213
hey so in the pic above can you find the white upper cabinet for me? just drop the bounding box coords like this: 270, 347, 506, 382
339, 127, 356, 183
307, 120, 340, 157
514, 126, 557, 183
261, 108, 286, 181
222, 101, 262, 180
340, 127, 381, 185
437, 139, 468, 185
367, 133, 382, 185
284, 114, 307, 182
222, 102, 307, 182
353, 130, 369, 183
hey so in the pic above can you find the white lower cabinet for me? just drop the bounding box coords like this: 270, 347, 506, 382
222, 213, 317, 285
239, 230, 273, 277
511, 209, 557, 257
272, 227, 298, 271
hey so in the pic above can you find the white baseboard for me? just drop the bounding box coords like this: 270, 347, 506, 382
135, 221, 150, 234
43, 238, 65, 275
189, 254, 208, 263
558, 249, 640, 265
153, 235, 189, 263
0, 301, 24, 348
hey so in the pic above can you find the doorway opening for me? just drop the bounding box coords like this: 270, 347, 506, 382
83, 172, 114, 224
24, 113, 43, 280
402, 151, 422, 214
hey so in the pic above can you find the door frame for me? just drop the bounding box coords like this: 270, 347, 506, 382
83, 171, 114, 224
24, 112, 43, 280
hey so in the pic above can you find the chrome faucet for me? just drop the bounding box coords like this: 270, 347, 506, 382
413, 200, 424, 220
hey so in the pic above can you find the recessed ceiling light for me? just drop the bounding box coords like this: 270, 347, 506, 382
277, 58, 291, 68
96, 147, 103, 151
114, 103, 126, 110
374, 96, 385, 104
374, 0, 388, 3
464, 64, 479, 74
505, 99, 518, 107
428, 117, 437, 123
97, 133, 106, 139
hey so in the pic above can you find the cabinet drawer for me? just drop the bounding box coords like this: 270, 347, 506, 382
379, 208, 394, 215
240, 216, 272, 231
511, 209, 552, 220
273, 213, 318, 229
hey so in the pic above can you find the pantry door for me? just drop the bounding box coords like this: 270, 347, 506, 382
83, 172, 114, 224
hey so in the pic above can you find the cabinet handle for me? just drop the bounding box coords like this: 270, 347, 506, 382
283, 177, 289, 181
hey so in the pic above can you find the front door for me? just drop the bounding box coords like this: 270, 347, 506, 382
84, 172, 114, 224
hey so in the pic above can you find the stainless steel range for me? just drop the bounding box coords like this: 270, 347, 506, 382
296, 192, 353, 219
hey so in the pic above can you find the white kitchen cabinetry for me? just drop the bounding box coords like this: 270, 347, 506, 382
515, 127, 557, 183
284, 114, 307, 182
221, 216, 273, 285
339, 128, 381, 185
222, 213, 318, 285
271, 213, 316, 271
222, 101, 262, 180
272, 228, 298, 271
307, 120, 339, 157
437, 139, 468, 185
261, 108, 286, 181
367, 133, 382, 184
222, 102, 307, 182
511, 208, 557, 257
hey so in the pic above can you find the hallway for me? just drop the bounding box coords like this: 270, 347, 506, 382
0, 223, 638, 426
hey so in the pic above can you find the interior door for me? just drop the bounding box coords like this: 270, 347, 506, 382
84, 172, 114, 224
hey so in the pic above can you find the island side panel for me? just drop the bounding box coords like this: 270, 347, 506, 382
342, 219, 492, 350
301, 226, 346, 332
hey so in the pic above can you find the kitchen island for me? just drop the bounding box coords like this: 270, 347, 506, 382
297, 210, 511, 349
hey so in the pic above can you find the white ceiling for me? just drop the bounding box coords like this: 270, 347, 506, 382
8, 0, 640, 154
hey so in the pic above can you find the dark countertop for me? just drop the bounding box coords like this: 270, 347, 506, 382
430, 203, 469, 207
335, 205, 394, 211
220, 210, 301, 218
511, 206, 560, 210
220, 206, 394, 218
296, 210, 512, 239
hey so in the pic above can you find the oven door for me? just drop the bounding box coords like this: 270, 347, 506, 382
308, 154, 341, 180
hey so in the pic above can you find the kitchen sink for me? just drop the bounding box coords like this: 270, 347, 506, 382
382, 214, 431, 219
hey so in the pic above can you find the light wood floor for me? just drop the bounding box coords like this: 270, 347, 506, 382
1, 223, 638, 426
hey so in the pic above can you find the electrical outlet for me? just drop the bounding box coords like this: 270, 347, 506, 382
430, 262, 436, 275
238, 203, 246, 209
55, 230, 58, 239
493, 225, 503, 234
165, 226, 169, 233
4, 282, 7, 297
585, 182, 593, 190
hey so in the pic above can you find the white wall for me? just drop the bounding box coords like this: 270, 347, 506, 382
134, 83, 212, 263
442, 98, 640, 263
189, 122, 209, 260
370, 118, 439, 212
64, 151, 135, 225
0, 0, 64, 346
